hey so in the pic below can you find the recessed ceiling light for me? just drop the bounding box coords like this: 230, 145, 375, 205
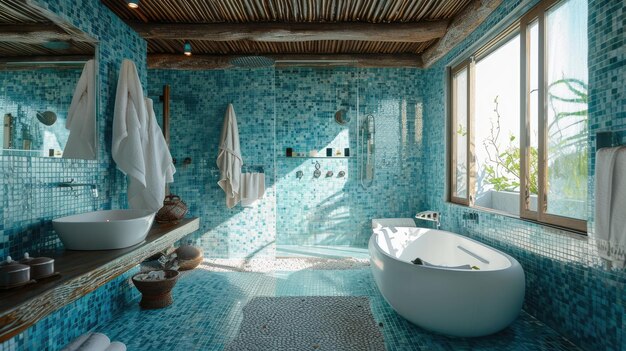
126, 0, 139, 9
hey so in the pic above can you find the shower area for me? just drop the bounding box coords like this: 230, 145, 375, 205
147, 64, 423, 259
274, 66, 423, 254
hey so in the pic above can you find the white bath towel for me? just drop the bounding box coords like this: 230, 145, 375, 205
112, 59, 148, 190
217, 103, 243, 208
63, 59, 96, 159
126, 98, 175, 211
595, 146, 626, 268
240, 172, 265, 207
112, 60, 174, 212
104, 341, 127, 351
75, 332, 110, 351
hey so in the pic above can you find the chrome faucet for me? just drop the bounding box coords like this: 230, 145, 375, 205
57, 179, 98, 198
415, 210, 440, 229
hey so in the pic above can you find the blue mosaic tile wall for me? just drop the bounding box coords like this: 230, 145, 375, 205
421, 0, 626, 350
275, 67, 423, 247
1, 0, 148, 349
147, 69, 277, 258
0, 69, 80, 154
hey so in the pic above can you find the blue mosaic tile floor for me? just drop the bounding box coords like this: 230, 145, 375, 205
97, 263, 581, 351
276, 245, 370, 259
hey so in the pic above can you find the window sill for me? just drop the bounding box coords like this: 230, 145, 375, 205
446, 201, 588, 237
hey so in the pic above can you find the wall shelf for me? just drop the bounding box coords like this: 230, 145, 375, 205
284, 156, 354, 159
0, 218, 200, 342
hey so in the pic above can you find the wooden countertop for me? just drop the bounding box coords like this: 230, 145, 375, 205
0, 218, 200, 342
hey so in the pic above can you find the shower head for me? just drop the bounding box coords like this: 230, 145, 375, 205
230, 56, 275, 68
36, 111, 57, 126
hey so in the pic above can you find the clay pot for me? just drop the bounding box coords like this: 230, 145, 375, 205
20, 253, 55, 280
0, 256, 30, 288
131, 270, 179, 309
175, 245, 203, 271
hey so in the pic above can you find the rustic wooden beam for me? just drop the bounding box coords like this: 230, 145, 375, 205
421, 0, 503, 67
0, 24, 74, 44
0, 218, 200, 342
0, 55, 93, 63
0, 55, 92, 71
23, 0, 98, 44
133, 21, 449, 43
148, 53, 422, 69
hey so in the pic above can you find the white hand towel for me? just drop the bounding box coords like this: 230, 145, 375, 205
63, 59, 96, 159
112, 59, 149, 189
104, 341, 127, 351
126, 98, 175, 212
62, 332, 92, 351
595, 146, 626, 268
75, 332, 110, 351
217, 103, 243, 208
240, 172, 265, 207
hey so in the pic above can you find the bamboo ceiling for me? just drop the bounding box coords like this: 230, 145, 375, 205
103, 0, 475, 58
104, 0, 472, 24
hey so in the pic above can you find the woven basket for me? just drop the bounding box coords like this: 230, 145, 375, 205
156, 195, 188, 223
132, 270, 180, 309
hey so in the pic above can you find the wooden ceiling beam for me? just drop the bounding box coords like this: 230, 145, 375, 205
148, 53, 422, 70
421, 0, 503, 67
0, 24, 73, 44
133, 21, 449, 43
0, 55, 93, 63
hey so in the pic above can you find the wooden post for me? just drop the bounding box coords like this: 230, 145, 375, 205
162, 85, 171, 196
162, 85, 170, 145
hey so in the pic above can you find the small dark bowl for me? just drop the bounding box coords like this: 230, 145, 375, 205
131, 270, 180, 309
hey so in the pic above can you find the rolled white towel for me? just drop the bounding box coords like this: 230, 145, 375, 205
62, 332, 92, 351
76, 332, 110, 351
104, 341, 127, 351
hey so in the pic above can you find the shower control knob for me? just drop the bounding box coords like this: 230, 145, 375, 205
326, 171, 334, 178
296, 171, 304, 180
314, 169, 321, 178
337, 171, 345, 178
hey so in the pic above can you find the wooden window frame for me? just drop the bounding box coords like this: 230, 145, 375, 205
448, 0, 588, 233
449, 60, 473, 206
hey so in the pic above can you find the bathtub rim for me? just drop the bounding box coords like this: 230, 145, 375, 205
369, 226, 521, 272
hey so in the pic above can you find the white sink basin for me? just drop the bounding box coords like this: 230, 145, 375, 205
53, 210, 156, 250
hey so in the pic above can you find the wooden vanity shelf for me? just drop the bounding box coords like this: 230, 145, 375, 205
0, 218, 200, 342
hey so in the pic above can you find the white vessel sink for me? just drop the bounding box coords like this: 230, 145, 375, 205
53, 210, 156, 250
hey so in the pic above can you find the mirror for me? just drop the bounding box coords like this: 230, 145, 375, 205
0, 3, 98, 159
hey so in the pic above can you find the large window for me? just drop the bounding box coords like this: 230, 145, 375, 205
449, 0, 587, 232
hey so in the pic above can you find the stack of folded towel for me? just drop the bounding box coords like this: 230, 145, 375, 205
62, 332, 126, 351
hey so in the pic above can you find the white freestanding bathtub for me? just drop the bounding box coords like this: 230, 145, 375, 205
368, 219, 525, 337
